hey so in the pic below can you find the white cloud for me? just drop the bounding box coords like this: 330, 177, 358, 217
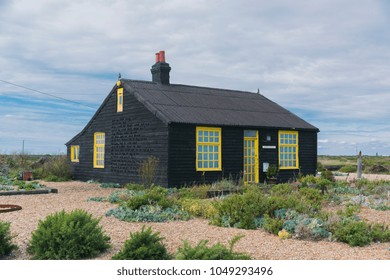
0, 0, 389, 155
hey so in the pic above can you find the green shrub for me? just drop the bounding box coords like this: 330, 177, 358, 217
369, 224, 390, 243
112, 226, 171, 260
27, 209, 110, 259
262, 215, 283, 235
175, 235, 250, 260
106, 205, 190, 222
270, 184, 293, 196
125, 186, 174, 210
299, 175, 317, 187
298, 187, 324, 211
211, 188, 266, 229
180, 198, 217, 218
0, 221, 18, 257
333, 220, 372, 247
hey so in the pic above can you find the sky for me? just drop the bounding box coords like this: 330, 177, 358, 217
0, 0, 389, 156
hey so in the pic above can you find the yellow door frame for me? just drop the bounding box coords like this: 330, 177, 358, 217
243, 130, 259, 184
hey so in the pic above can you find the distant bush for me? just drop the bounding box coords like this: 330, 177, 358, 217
0, 221, 18, 257
27, 209, 110, 259
175, 235, 251, 260
320, 170, 335, 182
339, 165, 357, 173
112, 226, 171, 260
36, 155, 71, 181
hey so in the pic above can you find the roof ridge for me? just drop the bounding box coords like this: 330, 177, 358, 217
123, 79, 258, 95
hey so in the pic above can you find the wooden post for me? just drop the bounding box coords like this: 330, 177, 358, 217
357, 151, 362, 179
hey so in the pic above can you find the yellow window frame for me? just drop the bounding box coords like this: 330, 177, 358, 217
117, 88, 123, 112
93, 132, 105, 168
278, 130, 299, 169
196, 126, 222, 171
70, 145, 79, 162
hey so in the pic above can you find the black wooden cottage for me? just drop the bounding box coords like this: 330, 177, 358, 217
66, 51, 319, 187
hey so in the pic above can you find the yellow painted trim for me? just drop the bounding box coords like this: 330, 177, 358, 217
117, 88, 123, 112
243, 130, 259, 184
93, 132, 105, 168
278, 130, 299, 169
196, 126, 222, 171
70, 145, 79, 162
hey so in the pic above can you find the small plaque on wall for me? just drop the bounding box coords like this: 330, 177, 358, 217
262, 145, 276, 149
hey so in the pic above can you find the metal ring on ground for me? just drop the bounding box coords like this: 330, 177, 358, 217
0, 204, 22, 213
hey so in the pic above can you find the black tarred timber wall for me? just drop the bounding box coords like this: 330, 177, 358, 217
168, 124, 317, 187
67, 86, 169, 185
67, 87, 317, 187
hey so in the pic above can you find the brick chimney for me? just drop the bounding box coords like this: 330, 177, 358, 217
151, 50, 171, 84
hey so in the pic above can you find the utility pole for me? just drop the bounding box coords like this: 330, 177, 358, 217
22, 140, 25, 155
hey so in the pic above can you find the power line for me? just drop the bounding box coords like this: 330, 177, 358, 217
0, 79, 97, 110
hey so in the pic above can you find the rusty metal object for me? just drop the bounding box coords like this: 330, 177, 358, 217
0, 204, 22, 213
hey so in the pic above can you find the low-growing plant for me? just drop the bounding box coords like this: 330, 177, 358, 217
0, 220, 18, 257
112, 226, 172, 260
27, 209, 110, 259
88, 196, 108, 202
175, 235, 251, 260
109, 189, 136, 203
180, 198, 217, 218
278, 229, 291, 240
210, 178, 239, 192
100, 182, 121, 188
124, 183, 145, 191
106, 205, 190, 222
173, 185, 210, 199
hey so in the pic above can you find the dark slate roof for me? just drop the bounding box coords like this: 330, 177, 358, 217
66, 79, 318, 145
123, 79, 319, 131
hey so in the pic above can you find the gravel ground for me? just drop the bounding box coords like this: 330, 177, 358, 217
0, 181, 389, 260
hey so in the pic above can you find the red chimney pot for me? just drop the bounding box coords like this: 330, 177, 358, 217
159, 51, 165, 63
155, 52, 160, 63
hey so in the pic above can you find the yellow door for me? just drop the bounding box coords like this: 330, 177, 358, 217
244, 130, 259, 184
